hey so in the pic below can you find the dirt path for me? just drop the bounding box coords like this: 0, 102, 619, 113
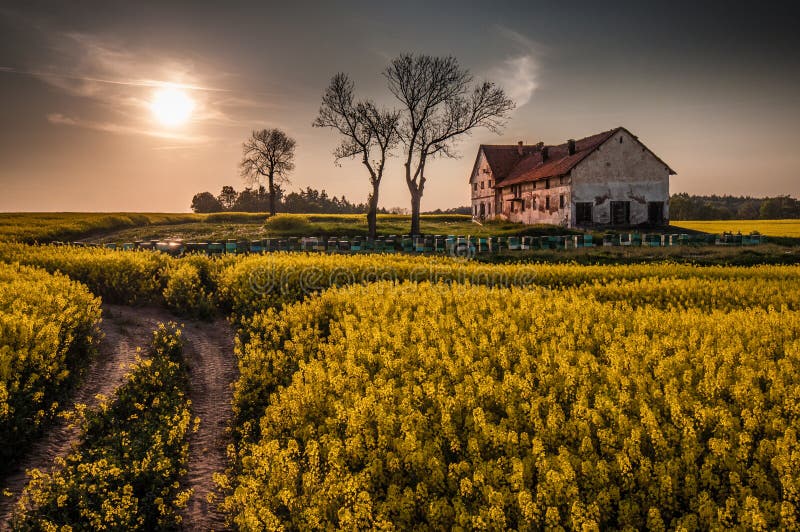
0, 306, 238, 531
179, 318, 237, 532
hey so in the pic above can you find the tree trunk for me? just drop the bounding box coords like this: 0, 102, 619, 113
409, 188, 421, 236
268, 170, 276, 217
367, 182, 380, 241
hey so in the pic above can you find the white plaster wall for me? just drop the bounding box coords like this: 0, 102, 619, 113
570, 129, 671, 225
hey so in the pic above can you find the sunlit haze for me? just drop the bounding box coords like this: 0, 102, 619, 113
150, 87, 194, 127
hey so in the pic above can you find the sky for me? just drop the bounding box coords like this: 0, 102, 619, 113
1, 0, 799, 212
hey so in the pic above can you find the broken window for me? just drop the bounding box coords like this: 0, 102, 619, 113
648, 201, 665, 225
576, 202, 593, 224
610, 201, 631, 225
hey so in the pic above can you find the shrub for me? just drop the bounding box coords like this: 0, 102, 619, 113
263, 214, 313, 233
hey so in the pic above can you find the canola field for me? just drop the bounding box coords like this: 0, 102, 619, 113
1, 243, 799, 529
673, 219, 800, 238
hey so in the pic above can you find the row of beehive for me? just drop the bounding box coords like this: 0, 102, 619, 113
56, 231, 766, 256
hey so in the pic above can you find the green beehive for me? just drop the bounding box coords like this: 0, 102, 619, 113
445, 235, 456, 254
208, 242, 224, 254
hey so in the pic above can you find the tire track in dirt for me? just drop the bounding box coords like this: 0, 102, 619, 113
0, 304, 174, 529
178, 317, 237, 531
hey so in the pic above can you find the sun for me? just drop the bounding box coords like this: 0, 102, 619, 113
150, 87, 194, 127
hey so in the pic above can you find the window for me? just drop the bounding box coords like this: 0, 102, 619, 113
647, 201, 665, 225
610, 201, 631, 225
545, 179, 551, 189
473, 182, 478, 191
619, 136, 623, 143
559, 194, 565, 209
521, 199, 525, 212
473, 204, 477, 216
576, 202, 593, 224
481, 181, 485, 189
545, 196, 550, 210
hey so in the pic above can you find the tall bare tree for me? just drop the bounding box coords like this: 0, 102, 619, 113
240, 128, 296, 216
385, 54, 515, 235
313, 73, 400, 240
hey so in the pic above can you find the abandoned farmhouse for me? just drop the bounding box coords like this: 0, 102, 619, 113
469, 127, 675, 227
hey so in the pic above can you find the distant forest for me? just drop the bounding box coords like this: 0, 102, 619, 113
670, 194, 800, 220
190, 186, 470, 215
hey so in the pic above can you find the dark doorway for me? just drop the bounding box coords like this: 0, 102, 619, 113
648, 201, 664, 225
610, 201, 630, 225
576, 202, 593, 225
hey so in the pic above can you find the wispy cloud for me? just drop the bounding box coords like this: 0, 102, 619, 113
487, 25, 542, 108
47, 112, 212, 143
0, 65, 230, 92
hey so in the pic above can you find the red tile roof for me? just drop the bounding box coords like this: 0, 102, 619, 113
474, 127, 675, 187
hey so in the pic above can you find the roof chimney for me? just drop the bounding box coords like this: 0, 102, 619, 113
567, 139, 576, 156
517, 141, 523, 156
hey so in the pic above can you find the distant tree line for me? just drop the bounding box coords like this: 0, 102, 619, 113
191, 185, 368, 214
670, 193, 800, 220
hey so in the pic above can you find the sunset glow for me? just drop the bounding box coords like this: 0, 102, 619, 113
149, 86, 194, 127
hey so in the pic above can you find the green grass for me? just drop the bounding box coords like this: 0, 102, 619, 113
84, 213, 581, 244
0, 212, 267, 243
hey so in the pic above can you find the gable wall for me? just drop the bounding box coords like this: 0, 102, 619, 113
471, 150, 499, 218
570, 129, 671, 225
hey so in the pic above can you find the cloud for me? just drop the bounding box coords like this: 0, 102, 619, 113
487, 25, 543, 108
489, 55, 538, 108
47, 112, 212, 143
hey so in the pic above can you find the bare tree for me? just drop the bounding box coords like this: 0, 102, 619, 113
240, 128, 296, 216
313, 73, 400, 240
385, 54, 515, 235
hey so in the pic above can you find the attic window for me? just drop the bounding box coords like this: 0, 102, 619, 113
619, 137, 623, 143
